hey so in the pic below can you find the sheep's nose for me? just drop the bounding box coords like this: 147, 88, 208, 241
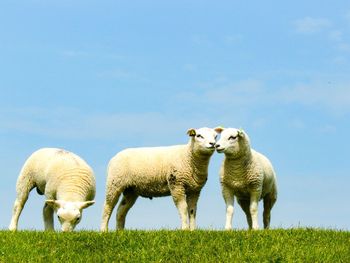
209, 142, 215, 147
215, 143, 221, 148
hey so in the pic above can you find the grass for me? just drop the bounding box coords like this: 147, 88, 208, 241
0, 229, 349, 262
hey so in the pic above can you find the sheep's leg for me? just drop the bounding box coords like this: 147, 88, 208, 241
101, 187, 123, 232
9, 196, 29, 231
186, 192, 200, 230
43, 202, 54, 231
116, 189, 138, 230
222, 184, 235, 230
9, 173, 34, 231
250, 192, 260, 230
237, 198, 252, 229
170, 186, 189, 230
263, 191, 277, 229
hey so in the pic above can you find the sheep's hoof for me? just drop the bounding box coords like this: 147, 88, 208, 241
8, 225, 17, 231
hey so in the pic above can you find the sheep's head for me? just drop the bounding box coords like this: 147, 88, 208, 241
215, 127, 250, 157
46, 200, 95, 232
187, 127, 218, 155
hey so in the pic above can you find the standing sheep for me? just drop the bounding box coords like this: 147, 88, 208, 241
9, 148, 96, 232
215, 128, 277, 230
101, 127, 218, 231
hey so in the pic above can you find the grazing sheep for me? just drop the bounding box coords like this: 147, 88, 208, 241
9, 148, 96, 232
215, 128, 277, 230
101, 127, 218, 231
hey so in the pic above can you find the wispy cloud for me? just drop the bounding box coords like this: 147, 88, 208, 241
190, 35, 212, 46
0, 108, 210, 143
293, 15, 350, 60
337, 43, 350, 52
277, 81, 350, 114
176, 79, 264, 106
60, 50, 124, 60
346, 10, 350, 23
96, 69, 133, 79
2, 77, 349, 141
61, 50, 90, 58
328, 30, 350, 53
182, 63, 197, 72
201, 79, 264, 105
177, 76, 350, 117
329, 30, 343, 42
294, 17, 331, 33
332, 56, 348, 65
224, 34, 243, 45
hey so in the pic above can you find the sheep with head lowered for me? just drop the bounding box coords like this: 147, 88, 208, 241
9, 148, 96, 232
215, 128, 277, 230
101, 127, 219, 231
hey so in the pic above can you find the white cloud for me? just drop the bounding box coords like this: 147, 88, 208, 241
202, 79, 264, 105
278, 81, 350, 114
329, 30, 343, 42
346, 10, 350, 23
337, 43, 350, 52
97, 69, 133, 79
177, 76, 350, 117
60, 50, 124, 60
2, 77, 349, 141
318, 124, 337, 134
0, 108, 211, 142
224, 34, 243, 45
287, 119, 306, 130
293, 15, 350, 54
183, 63, 197, 72
328, 30, 350, 53
332, 56, 348, 65
191, 35, 211, 46
177, 78, 264, 106
61, 50, 90, 58
294, 17, 331, 33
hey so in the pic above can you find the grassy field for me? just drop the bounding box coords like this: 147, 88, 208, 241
0, 229, 349, 262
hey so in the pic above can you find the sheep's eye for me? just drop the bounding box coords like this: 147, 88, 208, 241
229, 135, 237, 140
215, 135, 218, 140
76, 216, 81, 222
57, 216, 61, 220
196, 134, 204, 139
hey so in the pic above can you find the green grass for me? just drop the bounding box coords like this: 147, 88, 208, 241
0, 229, 349, 262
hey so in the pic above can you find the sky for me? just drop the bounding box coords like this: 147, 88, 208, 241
0, 0, 349, 231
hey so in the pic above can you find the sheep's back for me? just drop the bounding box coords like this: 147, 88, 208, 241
107, 145, 189, 194
26, 148, 95, 200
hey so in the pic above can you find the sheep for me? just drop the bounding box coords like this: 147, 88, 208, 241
101, 127, 218, 231
9, 148, 96, 232
215, 127, 277, 230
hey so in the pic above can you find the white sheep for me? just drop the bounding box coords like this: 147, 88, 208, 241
9, 148, 96, 232
215, 128, 277, 230
101, 127, 218, 231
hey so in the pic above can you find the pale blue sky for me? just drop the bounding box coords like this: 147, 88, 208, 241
1, 0, 349, 230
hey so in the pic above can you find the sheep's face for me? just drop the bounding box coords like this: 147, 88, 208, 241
215, 128, 248, 157
46, 200, 95, 232
187, 127, 218, 155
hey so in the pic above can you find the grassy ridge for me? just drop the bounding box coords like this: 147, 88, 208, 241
0, 229, 349, 262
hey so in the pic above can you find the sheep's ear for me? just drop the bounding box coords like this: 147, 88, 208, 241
237, 128, 244, 138
46, 200, 60, 208
187, 128, 196, 137
214, 126, 224, 134
78, 201, 95, 209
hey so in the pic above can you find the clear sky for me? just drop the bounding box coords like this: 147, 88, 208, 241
1, 0, 349, 231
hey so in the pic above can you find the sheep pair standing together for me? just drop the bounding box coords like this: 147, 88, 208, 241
9, 127, 277, 231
